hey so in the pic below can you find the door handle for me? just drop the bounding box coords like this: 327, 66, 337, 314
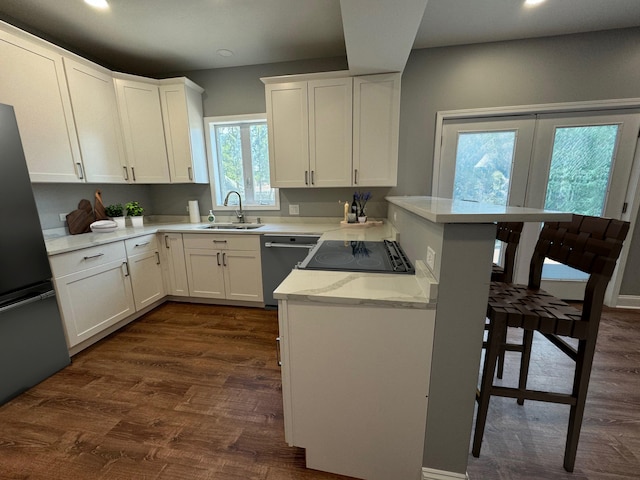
305, 170, 309, 185
123, 166, 129, 181
276, 337, 282, 366
222, 252, 227, 267
165, 235, 170, 249
122, 261, 130, 277
155, 251, 160, 265
76, 162, 84, 180
217, 252, 221, 266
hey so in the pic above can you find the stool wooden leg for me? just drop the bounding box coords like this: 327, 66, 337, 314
473, 317, 506, 457
517, 330, 533, 406
564, 338, 595, 472
496, 323, 507, 379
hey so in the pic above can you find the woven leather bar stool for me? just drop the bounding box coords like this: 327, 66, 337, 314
473, 214, 630, 472
489, 222, 524, 378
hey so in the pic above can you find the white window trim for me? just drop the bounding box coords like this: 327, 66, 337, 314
204, 113, 280, 211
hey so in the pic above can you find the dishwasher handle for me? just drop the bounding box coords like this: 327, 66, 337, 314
0, 290, 55, 314
264, 242, 316, 249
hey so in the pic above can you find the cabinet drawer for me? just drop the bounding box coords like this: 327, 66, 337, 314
50, 241, 126, 277
125, 234, 158, 256
183, 233, 259, 251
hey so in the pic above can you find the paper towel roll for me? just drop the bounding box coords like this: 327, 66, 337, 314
188, 200, 201, 223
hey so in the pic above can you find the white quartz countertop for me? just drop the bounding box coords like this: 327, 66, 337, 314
44, 219, 397, 255
386, 196, 573, 223
274, 261, 437, 309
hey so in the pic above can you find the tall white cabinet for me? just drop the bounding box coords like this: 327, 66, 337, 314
64, 57, 128, 183
114, 77, 171, 183
0, 29, 83, 182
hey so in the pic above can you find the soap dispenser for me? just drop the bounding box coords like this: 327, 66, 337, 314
207, 209, 216, 223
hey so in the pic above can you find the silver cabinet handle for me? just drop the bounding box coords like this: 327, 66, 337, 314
276, 337, 282, 366
222, 252, 227, 267
311, 170, 315, 185
76, 162, 84, 179
131, 166, 136, 182
155, 251, 160, 265
123, 261, 130, 277
217, 252, 221, 266
123, 166, 129, 181
135, 241, 150, 247
264, 242, 315, 249
213, 239, 227, 244
305, 170, 309, 185
354, 168, 358, 185
165, 235, 170, 249
83, 253, 104, 260
188, 166, 193, 181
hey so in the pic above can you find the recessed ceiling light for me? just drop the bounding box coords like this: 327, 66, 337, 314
524, 0, 546, 6
216, 49, 234, 58
84, 0, 109, 10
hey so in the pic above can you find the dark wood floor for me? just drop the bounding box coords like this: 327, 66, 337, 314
0, 302, 638, 479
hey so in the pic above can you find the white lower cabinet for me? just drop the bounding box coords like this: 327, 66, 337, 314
125, 234, 165, 310
159, 233, 190, 296
50, 242, 135, 349
183, 234, 263, 302
278, 301, 435, 480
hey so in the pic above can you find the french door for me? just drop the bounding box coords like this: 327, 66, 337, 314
438, 109, 640, 300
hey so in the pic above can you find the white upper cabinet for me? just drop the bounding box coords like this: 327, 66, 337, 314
114, 77, 171, 183
264, 72, 400, 188
0, 29, 83, 183
353, 73, 401, 187
266, 77, 353, 188
308, 78, 353, 187
159, 79, 208, 184
64, 58, 128, 183
265, 81, 309, 188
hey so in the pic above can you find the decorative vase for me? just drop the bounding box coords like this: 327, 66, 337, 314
358, 216, 367, 224
112, 216, 126, 229
130, 215, 144, 228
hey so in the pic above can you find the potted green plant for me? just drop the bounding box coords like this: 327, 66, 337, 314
105, 203, 125, 229
125, 201, 144, 227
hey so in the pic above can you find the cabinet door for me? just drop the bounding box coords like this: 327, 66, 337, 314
160, 233, 190, 297
128, 250, 165, 310
308, 78, 353, 187
266, 81, 309, 188
53, 260, 135, 348
114, 78, 171, 183
64, 58, 128, 183
159, 82, 208, 183
0, 30, 82, 182
353, 73, 400, 187
223, 249, 263, 302
184, 248, 226, 299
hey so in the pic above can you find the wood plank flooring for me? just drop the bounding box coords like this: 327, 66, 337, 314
0, 302, 354, 480
0, 301, 638, 479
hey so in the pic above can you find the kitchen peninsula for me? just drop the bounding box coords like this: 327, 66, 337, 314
274, 196, 572, 480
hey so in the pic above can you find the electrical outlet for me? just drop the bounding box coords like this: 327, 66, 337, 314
59, 213, 67, 222
426, 246, 436, 271
289, 204, 300, 215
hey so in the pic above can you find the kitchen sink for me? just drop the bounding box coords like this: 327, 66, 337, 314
199, 224, 263, 230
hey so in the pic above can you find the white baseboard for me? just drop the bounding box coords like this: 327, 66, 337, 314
422, 467, 469, 480
615, 295, 640, 309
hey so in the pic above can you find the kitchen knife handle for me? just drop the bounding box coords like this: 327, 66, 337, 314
276, 337, 282, 366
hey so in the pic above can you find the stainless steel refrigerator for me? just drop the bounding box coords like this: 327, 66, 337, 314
0, 103, 70, 405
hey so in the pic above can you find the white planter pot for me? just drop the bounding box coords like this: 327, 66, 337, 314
130, 216, 144, 228
111, 216, 126, 229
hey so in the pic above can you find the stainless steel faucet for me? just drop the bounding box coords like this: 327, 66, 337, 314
223, 191, 245, 223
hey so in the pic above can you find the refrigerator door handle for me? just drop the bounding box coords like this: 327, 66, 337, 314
0, 290, 55, 314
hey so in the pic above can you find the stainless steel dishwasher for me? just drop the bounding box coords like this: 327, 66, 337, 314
260, 234, 320, 308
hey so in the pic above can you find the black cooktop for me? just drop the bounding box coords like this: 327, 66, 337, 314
298, 240, 414, 274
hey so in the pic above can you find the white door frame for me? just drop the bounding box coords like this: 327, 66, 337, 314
433, 97, 640, 307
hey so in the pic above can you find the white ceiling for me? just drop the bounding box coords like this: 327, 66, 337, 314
1, 0, 639, 76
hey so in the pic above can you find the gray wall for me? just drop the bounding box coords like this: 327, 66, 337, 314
34, 28, 640, 294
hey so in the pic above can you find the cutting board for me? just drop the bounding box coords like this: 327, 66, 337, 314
66, 199, 95, 235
